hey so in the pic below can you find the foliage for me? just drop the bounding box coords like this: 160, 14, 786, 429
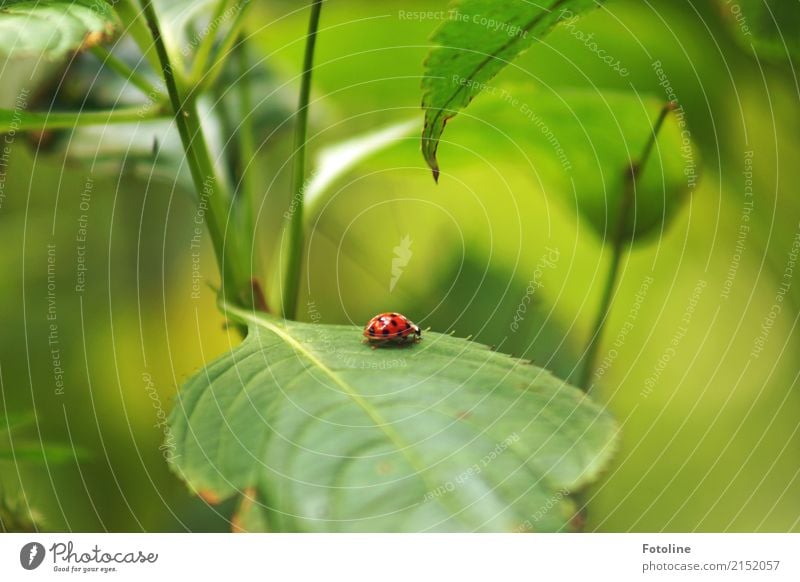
721, 0, 800, 60
0, 411, 85, 463
0, 0, 117, 59
422, 0, 605, 181
169, 307, 617, 532
0, 494, 45, 533
12, 0, 798, 535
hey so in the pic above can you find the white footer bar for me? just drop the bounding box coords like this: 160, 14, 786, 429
1, 533, 797, 581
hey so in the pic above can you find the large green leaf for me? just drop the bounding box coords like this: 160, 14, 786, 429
421, 0, 605, 181
169, 307, 617, 532
0, 0, 117, 60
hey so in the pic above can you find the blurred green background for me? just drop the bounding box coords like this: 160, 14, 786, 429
1, 0, 799, 532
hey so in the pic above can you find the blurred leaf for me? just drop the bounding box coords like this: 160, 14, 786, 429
455, 88, 698, 240
718, 0, 800, 61
421, 0, 604, 181
305, 118, 419, 219
1, 410, 88, 464
278, 119, 421, 308
0, 494, 44, 533
0, 443, 86, 463
169, 308, 617, 532
0, 0, 117, 60
562, 95, 695, 241
0, 411, 35, 434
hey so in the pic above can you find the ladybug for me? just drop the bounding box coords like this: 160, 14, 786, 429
363, 312, 421, 347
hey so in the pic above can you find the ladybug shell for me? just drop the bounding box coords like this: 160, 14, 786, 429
363, 312, 421, 344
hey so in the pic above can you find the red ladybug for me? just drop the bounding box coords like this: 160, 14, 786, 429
363, 312, 421, 347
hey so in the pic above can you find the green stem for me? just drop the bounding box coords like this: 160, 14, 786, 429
282, 0, 323, 320
0, 105, 167, 133
193, 0, 257, 91
578, 102, 674, 391
237, 42, 257, 253
188, 0, 236, 82
89, 44, 165, 100
141, 0, 250, 309
236, 41, 268, 312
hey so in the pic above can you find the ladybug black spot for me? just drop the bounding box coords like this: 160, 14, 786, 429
382, 329, 390, 336
405, 323, 410, 330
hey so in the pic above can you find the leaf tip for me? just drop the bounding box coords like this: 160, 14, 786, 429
421, 116, 441, 183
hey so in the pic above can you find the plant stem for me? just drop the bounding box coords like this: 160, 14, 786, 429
578, 103, 674, 391
89, 44, 165, 100
282, 0, 323, 320
194, 0, 257, 91
236, 42, 257, 254
0, 105, 167, 132
141, 0, 251, 309
188, 0, 236, 82
236, 41, 267, 312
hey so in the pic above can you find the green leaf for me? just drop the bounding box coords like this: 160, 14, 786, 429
0, 411, 88, 464
421, 0, 605, 181
719, 0, 800, 61
304, 118, 419, 219
169, 308, 617, 532
0, 0, 117, 60
554, 93, 696, 241
0, 411, 35, 434
0, 443, 85, 463
451, 87, 698, 240
0, 494, 45, 533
